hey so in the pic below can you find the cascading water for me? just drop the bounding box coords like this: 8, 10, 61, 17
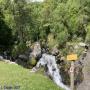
31, 53, 70, 90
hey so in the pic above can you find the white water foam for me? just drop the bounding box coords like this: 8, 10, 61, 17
31, 54, 70, 90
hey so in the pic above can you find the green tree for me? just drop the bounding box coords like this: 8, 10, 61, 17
0, 9, 13, 51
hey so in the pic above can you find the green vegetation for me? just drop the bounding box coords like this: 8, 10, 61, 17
0, 0, 90, 54
0, 61, 63, 90
0, 0, 89, 89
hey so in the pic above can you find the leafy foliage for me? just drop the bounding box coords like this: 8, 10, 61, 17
0, 0, 90, 54
0, 9, 14, 51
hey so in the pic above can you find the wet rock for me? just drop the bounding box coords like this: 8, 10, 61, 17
18, 54, 28, 61
74, 62, 84, 87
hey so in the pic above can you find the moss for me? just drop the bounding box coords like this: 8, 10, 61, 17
27, 57, 37, 68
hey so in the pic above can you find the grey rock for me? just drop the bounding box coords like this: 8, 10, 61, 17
30, 42, 41, 59
18, 54, 28, 61
0, 56, 3, 60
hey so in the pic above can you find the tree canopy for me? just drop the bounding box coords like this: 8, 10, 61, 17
0, 0, 90, 54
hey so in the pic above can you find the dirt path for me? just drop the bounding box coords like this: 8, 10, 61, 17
77, 49, 90, 90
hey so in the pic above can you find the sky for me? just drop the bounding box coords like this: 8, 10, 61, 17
11, 0, 44, 3
32, 0, 44, 2
26, 0, 44, 3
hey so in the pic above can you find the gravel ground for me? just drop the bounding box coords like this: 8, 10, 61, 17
77, 49, 90, 90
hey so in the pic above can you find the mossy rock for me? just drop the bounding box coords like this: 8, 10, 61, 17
28, 57, 37, 66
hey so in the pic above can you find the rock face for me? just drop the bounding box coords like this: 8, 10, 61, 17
51, 46, 59, 56
77, 49, 90, 90
30, 42, 41, 60
16, 42, 41, 68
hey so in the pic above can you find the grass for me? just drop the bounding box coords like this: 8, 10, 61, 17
0, 61, 63, 90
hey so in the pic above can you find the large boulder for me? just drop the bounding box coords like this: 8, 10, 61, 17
29, 42, 41, 60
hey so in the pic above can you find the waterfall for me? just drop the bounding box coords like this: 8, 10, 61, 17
31, 53, 70, 90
